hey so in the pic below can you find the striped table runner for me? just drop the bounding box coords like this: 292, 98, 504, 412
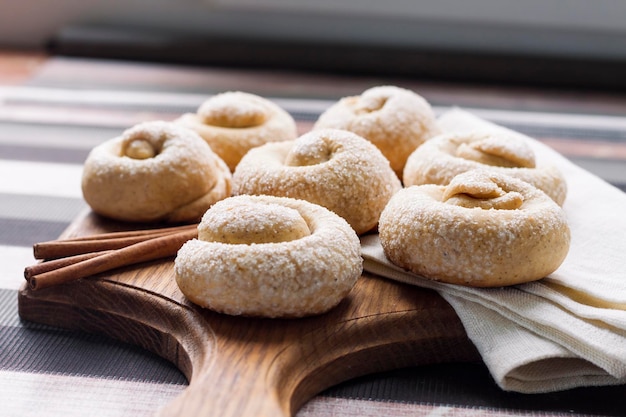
1, 57, 625, 417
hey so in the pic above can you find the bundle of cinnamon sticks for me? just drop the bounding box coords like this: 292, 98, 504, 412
24, 224, 198, 290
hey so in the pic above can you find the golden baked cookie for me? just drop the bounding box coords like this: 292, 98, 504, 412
174, 195, 363, 318
379, 170, 571, 287
81, 121, 232, 223
403, 130, 567, 205
313, 85, 441, 177
176, 91, 298, 171
232, 128, 402, 235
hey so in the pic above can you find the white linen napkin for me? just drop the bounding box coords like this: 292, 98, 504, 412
361, 108, 626, 393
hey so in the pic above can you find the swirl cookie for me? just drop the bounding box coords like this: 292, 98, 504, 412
403, 131, 567, 205
81, 121, 232, 223
313, 85, 441, 177
379, 170, 571, 287
174, 195, 363, 318
176, 91, 298, 171
232, 128, 402, 235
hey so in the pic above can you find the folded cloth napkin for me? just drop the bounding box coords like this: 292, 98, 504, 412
361, 108, 626, 394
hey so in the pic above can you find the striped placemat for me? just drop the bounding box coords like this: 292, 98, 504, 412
1, 57, 625, 417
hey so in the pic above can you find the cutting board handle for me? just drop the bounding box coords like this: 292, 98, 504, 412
155, 303, 475, 417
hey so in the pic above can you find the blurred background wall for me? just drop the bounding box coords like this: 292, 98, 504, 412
2, 0, 626, 88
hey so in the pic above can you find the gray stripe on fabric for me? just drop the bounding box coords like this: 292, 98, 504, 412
0, 218, 71, 247
0, 121, 117, 149
0, 289, 22, 328
0, 194, 86, 223
503, 123, 626, 143
0, 144, 90, 164
570, 158, 626, 187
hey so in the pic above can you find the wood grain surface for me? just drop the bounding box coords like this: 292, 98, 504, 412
18, 210, 480, 417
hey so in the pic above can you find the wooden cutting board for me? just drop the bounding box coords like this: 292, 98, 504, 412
17, 211, 479, 417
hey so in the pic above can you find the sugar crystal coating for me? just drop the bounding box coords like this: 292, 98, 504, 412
232, 128, 402, 235
313, 85, 441, 177
175, 195, 363, 317
379, 170, 571, 287
175, 91, 297, 171
403, 130, 567, 206
81, 121, 232, 223
199, 201, 310, 244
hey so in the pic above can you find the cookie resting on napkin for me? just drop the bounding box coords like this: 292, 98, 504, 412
361, 108, 626, 394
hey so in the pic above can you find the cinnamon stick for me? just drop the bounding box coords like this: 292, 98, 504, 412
24, 250, 113, 281
33, 223, 197, 260
60, 223, 197, 242
28, 228, 198, 291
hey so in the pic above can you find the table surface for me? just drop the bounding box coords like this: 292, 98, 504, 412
1, 50, 626, 417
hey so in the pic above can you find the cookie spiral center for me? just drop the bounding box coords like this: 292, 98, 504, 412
284, 134, 333, 166
456, 134, 536, 168
443, 170, 524, 210
200, 95, 268, 128
123, 139, 157, 159
355, 93, 389, 114
199, 202, 311, 244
